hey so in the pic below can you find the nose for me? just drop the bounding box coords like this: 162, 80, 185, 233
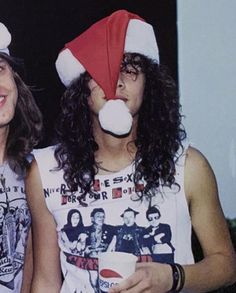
116, 72, 125, 90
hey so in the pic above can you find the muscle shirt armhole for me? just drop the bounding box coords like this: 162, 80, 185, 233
176, 140, 191, 213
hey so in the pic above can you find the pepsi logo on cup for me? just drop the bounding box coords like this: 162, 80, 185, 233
99, 268, 123, 292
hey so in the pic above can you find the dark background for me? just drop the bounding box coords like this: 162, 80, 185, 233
1, 0, 178, 147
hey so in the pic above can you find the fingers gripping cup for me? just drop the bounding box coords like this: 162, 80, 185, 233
98, 251, 138, 292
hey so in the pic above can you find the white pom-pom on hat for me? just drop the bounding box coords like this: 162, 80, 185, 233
98, 100, 133, 136
0, 22, 11, 55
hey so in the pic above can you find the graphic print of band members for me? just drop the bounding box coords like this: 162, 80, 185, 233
85, 208, 116, 257
60, 208, 116, 292
115, 207, 144, 256
60, 205, 175, 291
60, 209, 88, 255
143, 206, 175, 263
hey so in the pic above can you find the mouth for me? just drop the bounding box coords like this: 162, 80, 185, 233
0, 95, 7, 106
104, 96, 128, 102
115, 95, 128, 102
104, 95, 128, 102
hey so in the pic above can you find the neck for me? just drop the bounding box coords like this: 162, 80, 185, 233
93, 118, 137, 173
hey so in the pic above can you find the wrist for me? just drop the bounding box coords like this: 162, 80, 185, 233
168, 263, 185, 292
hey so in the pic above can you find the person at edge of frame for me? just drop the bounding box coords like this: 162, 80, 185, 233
25, 9, 236, 293
0, 22, 43, 293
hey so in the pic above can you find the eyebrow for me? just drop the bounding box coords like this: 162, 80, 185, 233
0, 58, 7, 64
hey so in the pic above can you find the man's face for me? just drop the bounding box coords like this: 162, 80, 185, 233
123, 211, 135, 227
92, 211, 105, 226
0, 58, 18, 128
148, 212, 160, 227
71, 212, 80, 227
87, 56, 145, 119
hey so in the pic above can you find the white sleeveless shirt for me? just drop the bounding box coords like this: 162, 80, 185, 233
34, 145, 194, 293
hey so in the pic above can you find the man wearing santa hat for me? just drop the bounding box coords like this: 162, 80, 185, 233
26, 10, 236, 293
0, 22, 42, 292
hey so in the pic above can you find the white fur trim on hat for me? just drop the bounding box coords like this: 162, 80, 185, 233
0, 22, 11, 55
125, 19, 159, 63
98, 100, 133, 135
55, 48, 85, 87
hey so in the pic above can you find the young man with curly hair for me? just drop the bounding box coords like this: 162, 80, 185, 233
0, 22, 42, 292
26, 10, 236, 293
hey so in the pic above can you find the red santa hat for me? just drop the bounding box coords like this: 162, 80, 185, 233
55, 10, 159, 99
0, 22, 12, 55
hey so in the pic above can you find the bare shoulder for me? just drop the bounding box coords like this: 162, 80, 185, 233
25, 159, 47, 214
185, 145, 212, 170
184, 146, 218, 203
26, 159, 42, 193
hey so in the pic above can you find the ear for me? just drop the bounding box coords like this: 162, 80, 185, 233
87, 96, 93, 107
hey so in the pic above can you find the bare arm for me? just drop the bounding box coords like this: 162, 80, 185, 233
20, 229, 33, 293
26, 159, 62, 293
182, 146, 236, 292
109, 146, 236, 293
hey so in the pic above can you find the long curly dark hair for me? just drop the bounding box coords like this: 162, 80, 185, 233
0, 53, 43, 177
55, 53, 186, 202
